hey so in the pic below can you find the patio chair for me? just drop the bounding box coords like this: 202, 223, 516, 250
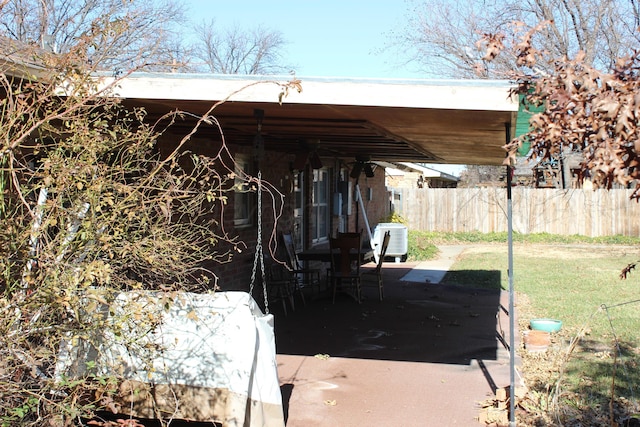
327, 228, 366, 269
266, 263, 305, 315
281, 232, 322, 295
329, 231, 363, 303
361, 230, 391, 301
337, 231, 364, 245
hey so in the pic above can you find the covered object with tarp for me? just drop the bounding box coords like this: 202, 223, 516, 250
56, 290, 285, 427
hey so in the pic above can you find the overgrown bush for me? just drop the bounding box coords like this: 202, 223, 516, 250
0, 28, 298, 426
379, 211, 407, 225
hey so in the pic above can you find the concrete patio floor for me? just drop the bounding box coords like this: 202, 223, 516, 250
275, 246, 517, 426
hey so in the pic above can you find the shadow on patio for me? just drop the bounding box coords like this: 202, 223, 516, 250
273, 260, 513, 426
273, 262, 504, 365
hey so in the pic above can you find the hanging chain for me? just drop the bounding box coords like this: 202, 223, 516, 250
249, 170, 268, 313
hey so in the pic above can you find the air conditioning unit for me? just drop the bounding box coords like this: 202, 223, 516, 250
373, 222, 408, 262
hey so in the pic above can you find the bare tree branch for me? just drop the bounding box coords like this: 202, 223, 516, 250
0, 0, 189, 71
192, 19, 290, 75
394, 0, 640, 77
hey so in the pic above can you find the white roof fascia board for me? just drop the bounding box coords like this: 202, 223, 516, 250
395, 161, 438, 176
385, 167, 406, 177
379, 161, 458, 181
101, 73, 518, 112
398, 162, 459, 180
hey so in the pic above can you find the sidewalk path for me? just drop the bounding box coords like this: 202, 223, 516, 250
400, 245, 467, 284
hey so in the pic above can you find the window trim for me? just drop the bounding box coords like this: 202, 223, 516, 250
233, 154, 254, 228
311, 168, 330, 244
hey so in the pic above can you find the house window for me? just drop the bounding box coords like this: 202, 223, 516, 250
311, 168, 329, 243
293, 171, 305, 249
234, 155, 254, 227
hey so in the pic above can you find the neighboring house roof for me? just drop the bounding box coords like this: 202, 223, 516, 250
513, 156, 537, 177
0, 36, 50, 79
379, 161, 459, 182
106, 73, 518, 165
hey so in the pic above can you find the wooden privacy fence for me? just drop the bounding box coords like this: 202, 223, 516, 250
392, 187, 640, 237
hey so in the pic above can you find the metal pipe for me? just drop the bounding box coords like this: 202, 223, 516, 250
506, 123, 516, 427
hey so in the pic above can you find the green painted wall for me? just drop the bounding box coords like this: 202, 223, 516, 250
515, 94, 545, 156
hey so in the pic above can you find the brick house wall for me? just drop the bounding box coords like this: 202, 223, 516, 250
155, 133, 390, 291
342, 172, 389, 238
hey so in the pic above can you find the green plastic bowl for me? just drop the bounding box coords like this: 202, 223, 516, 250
530, 318, 562, 333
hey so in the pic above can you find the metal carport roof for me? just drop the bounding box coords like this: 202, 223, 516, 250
107, 74, 518, 166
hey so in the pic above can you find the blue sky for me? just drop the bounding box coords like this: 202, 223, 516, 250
180, 1, 466, 175
181, 0, 422, 79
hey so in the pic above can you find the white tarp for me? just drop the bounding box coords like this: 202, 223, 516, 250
56, 290, 285, 427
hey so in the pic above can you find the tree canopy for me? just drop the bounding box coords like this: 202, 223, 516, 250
0, 0, 291, 75
0, 0, 190, 71
476, 19, 640, 198
395, 0, 640, 78
192, 19, 291, 74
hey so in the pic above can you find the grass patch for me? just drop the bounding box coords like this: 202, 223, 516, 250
433, 238, 640, 425
408, 230, 640, 251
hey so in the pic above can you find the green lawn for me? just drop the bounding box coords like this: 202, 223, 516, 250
444, 244, 640, 341
408, 231, 640, 424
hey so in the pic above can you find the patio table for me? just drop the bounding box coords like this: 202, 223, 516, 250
296, 247, 374, 264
